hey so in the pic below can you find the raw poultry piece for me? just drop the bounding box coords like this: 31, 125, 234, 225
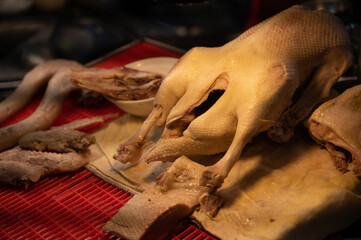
0, 60, 83, 152
70, 66, 164, 100
0, 161, 44, 187
0, 146, 90, 187
19, 129, 96, 153
114, 5, 352, 190
0, 129, 95, 187
307, 84, 361, 176
0, 60, 80, 124
0, 113, 116, 187
104, 189, 196, 240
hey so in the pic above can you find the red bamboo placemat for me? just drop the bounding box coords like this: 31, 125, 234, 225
0, 40, 216, 240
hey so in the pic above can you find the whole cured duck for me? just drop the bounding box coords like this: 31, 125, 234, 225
114, 5, 352, 192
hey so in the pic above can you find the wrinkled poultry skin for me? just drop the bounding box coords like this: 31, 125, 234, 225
114, 6, 352, 190
307, 84, 361, 176
70, 67, 164, 100
19, 129, 96, 153
0, 60, 82, 152
0, 60, 80, 125
104, 156, 209, 240
0, 146, 90, 187
0, 129, 95, 187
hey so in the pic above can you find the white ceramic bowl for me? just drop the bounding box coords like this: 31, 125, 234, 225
104, 57, 178, 117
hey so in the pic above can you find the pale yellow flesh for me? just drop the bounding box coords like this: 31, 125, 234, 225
119, 5, 352, 188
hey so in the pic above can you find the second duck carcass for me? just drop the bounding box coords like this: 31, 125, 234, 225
307, 84, 361, 176
114, 5, 352, 194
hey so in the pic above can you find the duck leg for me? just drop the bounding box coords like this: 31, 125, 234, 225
113, 105, 163, 164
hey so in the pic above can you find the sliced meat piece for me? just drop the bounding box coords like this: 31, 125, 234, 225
0, 146, 89, 187
103, 189, 198, 240
0, 121, 96, 187
103, 156, 216, 240
0, 146, 89, 174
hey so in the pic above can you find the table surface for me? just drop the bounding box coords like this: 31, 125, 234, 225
1, 40, 360, 240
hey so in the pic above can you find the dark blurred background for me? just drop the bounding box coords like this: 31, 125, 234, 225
0, 0, 360, 97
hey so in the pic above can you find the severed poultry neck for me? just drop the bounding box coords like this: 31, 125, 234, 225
70, 66, 164, 100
